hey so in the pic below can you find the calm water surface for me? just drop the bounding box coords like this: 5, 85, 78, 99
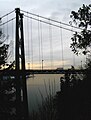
27, 74, 63, 113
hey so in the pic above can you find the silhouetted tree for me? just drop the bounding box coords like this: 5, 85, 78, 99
0, 20, 16, 120
55, 4, 91, 120
0, 28, 9, 69
70, 4, 91, 55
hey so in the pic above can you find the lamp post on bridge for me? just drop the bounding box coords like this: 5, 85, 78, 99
28, 62, 30, 69
42, 60, 44, 70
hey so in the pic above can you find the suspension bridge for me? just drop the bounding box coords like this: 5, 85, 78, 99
0, 8, 86, 120
0, 8, 86, 72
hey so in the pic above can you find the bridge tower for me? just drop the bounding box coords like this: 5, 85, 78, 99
15, 8, 29, 120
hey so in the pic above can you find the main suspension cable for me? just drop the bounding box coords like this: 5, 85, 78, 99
0, 17, 16, 26
23, 15, 80, 33
0, 10, 15, 19
21, 9, 83, 31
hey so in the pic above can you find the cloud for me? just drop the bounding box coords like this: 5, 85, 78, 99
0, 0, 89, 68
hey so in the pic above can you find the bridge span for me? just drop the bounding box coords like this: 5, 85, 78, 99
0, 69, 86, 75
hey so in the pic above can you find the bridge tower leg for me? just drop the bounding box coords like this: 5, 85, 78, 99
15, 8, 29, 120
20, 13, 29, 119
15, 8, 21, 120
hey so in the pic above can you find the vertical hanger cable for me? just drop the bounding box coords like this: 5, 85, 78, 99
49, 19, 53, 69
27, 13, 30, 69
40, 21, 43, 69
30, 18, 33, 69
60, 23, 64, 68
38, 16, 41, 69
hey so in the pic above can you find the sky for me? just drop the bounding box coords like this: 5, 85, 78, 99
0, 0, 90, 20
0, 0, 90, 69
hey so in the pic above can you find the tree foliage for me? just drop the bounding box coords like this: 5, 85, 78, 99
70, 4, 91, 55
0, 26, 9, 68
55, 5, 91, 120
0, 21, 16, 120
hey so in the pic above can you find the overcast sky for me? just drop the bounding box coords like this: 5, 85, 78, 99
0, 0, 90, 69
0, 0, 90, 22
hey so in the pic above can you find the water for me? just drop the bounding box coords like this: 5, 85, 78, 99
27, 74, 63, 113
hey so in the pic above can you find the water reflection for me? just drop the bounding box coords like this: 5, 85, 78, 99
27, 74, 63, 113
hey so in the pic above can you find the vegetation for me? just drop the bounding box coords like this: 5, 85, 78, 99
54, 4, 91, 120
0, 21, 16, 120
0, 27, 9, 68
29, 80, 57, 120
55, 68, 90, 120
70, 4, 91, 55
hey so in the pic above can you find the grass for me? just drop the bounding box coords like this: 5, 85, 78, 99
29, 79, 57, 120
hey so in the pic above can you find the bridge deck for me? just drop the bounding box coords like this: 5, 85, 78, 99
0, 69, 86, 75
